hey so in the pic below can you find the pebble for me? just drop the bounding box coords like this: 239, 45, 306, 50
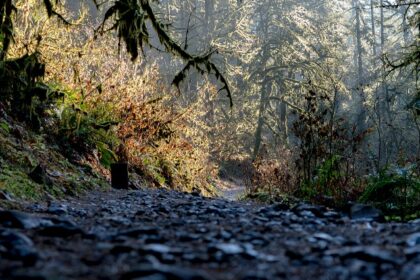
406, 232, 420, 247
0, 210, 54, 229
0, 188, 418, 280
350, 204, 385, 222
0, 230, 38, 265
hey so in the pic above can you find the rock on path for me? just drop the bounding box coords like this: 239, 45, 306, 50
0, 188, 420, 280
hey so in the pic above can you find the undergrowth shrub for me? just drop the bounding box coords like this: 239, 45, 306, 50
247, 146, 298, 201
360, 165, 420, 220
56, 97, 120, 168
245, 81, 369, 206
297, 155, 363, 206
0, 53, 63, 129
291, 87, 367, 204
108, 72, 215, 192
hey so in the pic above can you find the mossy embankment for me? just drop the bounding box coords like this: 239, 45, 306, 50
0, 114, 109, 204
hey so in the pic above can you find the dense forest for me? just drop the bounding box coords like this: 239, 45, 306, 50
0, 1, 420, 279
0, 0, 419, 214
0, 0, 419, 215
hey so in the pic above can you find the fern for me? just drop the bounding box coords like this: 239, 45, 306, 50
360, 166, 420, 219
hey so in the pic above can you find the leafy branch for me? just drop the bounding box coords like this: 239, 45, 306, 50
0, 0, 16, 60
97, 0, 233, 106
1, 0, 71, 60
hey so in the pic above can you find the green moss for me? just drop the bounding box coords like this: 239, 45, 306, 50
0, 120, 10, 135
0, 168, 44, 200
0, 127, 110, 201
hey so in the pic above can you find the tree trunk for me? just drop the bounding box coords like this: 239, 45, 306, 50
355, 0, 363, 85
205, 0, 215, 40
400, 7, 411, 46
279, 101, 287, 142
370, 0, 377, 57
253, 82, 269, 160
353, 0, 366, 132
379, 0, 393, 167
204, 0, 215, 134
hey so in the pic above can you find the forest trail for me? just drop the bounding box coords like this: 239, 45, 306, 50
215, 177, 247, 201
1, 188, 420, 280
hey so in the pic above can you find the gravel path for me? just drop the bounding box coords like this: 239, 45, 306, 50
216, 178, 247, 201
1, 188, 420, 280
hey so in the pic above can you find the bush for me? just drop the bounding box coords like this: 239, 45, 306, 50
247, 146, 298, 200
360, 165, 420, 220
296, 155, 364, 206
56, 97, 120, 168
0, 53, 63, 129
